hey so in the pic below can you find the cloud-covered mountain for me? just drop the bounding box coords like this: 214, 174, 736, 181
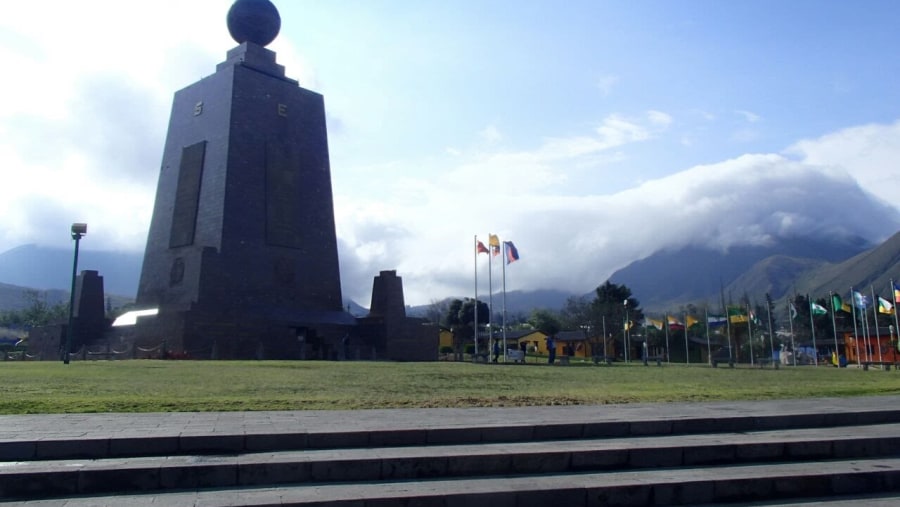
609, 235, 870, 312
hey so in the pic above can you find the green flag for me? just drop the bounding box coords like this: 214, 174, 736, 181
810, 302, 828, 316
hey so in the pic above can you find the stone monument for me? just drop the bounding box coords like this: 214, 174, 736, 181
133, 0, 354, 359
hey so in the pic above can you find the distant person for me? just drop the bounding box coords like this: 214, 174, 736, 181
492, 341, 500, 363
547, 335, 556, 364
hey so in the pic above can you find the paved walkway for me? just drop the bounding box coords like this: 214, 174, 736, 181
1, 395, 898, 448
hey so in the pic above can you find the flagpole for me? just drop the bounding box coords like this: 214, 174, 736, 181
747, 303, 755, 367
807, 294, 818, 366
788, 301, 797, 366
829, 291, 839, 366
850, 288, 861, 366
474, 235, 479, 356
892, 279, 900, 354
488, 234, 495, 358
871, 285, 883, 363
501, 241, 508, 362
683, 311, 689, 365
623, 302, 629, 363
705, 307, 711, 365
765, 296, 775, 364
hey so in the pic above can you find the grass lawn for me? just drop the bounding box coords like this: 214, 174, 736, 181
0, 360, 898, 414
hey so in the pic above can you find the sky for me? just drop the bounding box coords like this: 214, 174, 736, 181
2, 0, 900, 306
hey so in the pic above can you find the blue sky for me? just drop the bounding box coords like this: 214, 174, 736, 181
1, 0, 900, 305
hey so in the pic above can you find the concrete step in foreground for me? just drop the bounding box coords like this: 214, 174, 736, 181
2, 457, 900, 506
2, 406, 900, 506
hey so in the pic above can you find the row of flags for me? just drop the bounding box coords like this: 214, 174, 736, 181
640, 282, 900, 333
473, 235, 521, 357
794, 284, 899, 318
475, 234, 519, 264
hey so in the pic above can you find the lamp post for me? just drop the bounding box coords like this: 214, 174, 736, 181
63, 223, 87, 364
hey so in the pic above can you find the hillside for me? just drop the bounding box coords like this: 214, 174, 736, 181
794, 230, 900, 299
609, 236, 869, 311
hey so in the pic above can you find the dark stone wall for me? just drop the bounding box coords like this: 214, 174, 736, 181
366, 271, 439, 361
73, 270, 106, 348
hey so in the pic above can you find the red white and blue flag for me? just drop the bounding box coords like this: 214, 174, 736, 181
504, 241, 519, 264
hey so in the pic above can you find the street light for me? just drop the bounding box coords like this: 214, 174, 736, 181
63, 223, 87, 364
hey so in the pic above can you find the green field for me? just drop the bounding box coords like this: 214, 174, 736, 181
0, 360, 899, 414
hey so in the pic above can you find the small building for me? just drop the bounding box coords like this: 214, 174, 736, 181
843, 331, 899, 365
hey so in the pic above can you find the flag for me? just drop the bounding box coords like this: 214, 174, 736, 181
727, 306, 748, 324
894, 282, 900, 304
790, 303, 798, 320
667, 315, 684, 330
624, 320, 634, 331
504, 241, 519, 264
646, 318, 663, 330
476, 241, 489, 255
832, 294, 852, 313
810, 302, 828, 316
852, 291, 869, 309
749, 310, 761, 325
707, 315, 727, 327
878, 296, 894, 315
686, 315, 699, 328
489, 234, 501, 256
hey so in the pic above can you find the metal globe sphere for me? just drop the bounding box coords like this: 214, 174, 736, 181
226, 0, 281, 47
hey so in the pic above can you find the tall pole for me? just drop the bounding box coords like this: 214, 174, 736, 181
473, 236, 479, 355
788, 301, 797, 366
807, 294, 818, 366
892, 280, 900, 354
871, 285, 883, 363
705, 307, 711, 365
623, 300, 629, 363
747, 303, 754, 366
829, 291, 840, 366
501, 241, 508, 361
683, 311, 689, 365
850, 288, 861, 366
766, 296, 775, 364
488, 234, 496, 357
63, 223, 86, 364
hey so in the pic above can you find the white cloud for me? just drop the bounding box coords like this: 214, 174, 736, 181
479, 124, 503, 144
335, 123, 900, 305
785, 120, 900, 209
735, 109, 762, 123
596, 75, 619, 97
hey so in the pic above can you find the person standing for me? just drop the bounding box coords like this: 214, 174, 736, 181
547, 335, 556, 364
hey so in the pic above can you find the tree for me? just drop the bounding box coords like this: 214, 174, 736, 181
0, 290, 68, 329
424, 298, 449, 325
442, 298, 490, 359
561, 281, 643, 358
527, 309, 561, 336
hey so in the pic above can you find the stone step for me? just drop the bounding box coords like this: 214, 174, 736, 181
4, 404, 900, 462
2, 457, 899, 506
2, 423, 899, 501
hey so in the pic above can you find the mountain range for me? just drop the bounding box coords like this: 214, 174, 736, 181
2, 231, 899, 317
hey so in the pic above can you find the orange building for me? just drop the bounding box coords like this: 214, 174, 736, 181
843, 331, 899, 366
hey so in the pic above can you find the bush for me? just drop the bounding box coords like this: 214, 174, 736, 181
464, 344, 475, 354
440, 346, 454, 354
